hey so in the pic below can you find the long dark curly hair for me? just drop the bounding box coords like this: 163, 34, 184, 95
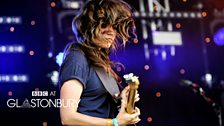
67, 0, 137, 82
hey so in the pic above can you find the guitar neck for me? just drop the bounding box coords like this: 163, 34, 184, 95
123, 73, 140, 114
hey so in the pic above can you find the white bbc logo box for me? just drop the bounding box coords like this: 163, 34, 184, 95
32, 91, 48, 96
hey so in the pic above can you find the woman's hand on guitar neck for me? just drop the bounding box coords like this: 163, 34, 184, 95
116, 86, 141, 126
120, 86, 140, 103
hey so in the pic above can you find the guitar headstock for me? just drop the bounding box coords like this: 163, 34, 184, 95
123, 73, 140, 86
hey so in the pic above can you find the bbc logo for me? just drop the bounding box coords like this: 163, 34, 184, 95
32, 91, 48, 96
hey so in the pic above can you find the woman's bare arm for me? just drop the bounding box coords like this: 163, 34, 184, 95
60, 80, 140, 126
60, 80, 111, 126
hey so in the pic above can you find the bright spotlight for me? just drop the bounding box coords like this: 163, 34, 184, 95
61, 0, 83, 9
56, 52, 64, 66
47, 71, 59, 86
0, 74, 29, 83
213, 27, 224, 46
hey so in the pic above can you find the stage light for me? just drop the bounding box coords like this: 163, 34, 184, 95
205, 37, 211, 43
200, 73, 213, 88
213, 27, 224, 46
156, 92, 161, 97
162, 12, 168, 18
209, 9, 224, 46
10, 27, 15, 32
29, 50, 34, 56
0, 75, 29, 83
6, 17, 12, 23
0, 17, 3, 23
144, 43, 150, 60
133, 12, 140, 18
169, 12, 175, 18
176, 12, 182, 18
147, 117, 153, 123
197, 2, 203, 10
161, 50, 167, 60
202, 11, 207, 17
170, 46, 175, 56
134, 12, 202, 19
142, 20, 148, 39
12, 75, 19, 82
197, 12, 202, 18
183, 12, 189, 18
0, 45, 25, 53
8, 91, 13, 96
9, 46, 15, 52
31, 20, 36, 26
14, 18, 20, 24
150, 21, 156, 32
56, 52, 64, 66
154, 49, 159, 56
152, 31, 182, 46
47, 51, 53, 58
43, 121, 47, 126
70, 2, 79, 9
17, 46, 24, 52
179, 68, 185, 74
167, 22, 173, 31
0, 17, 22, 24
176, 23, 181, 29
133, 38, 139, 44
144, 65, 150, 70
190, 12, 196, 18
205, 73, 212, 83
61, 0, 82, 9
47, 71, 59, 86
50, 2, 56, 7
51, 71, 59, 86
0, 46, 6, 52
21, 75, 28, 82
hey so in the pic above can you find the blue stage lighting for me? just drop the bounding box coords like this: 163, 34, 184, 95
0, 45, 25, 53
0, 16, 22, 24
213, 27, 224, 46
56, 52, 64, 66
0, 74, 29, 83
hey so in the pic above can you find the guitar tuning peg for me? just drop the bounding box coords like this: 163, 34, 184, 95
129, 73, 134, 77
123, 74, 128, 79
123, 73, 134, 79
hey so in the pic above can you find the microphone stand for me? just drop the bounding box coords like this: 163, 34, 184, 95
198, 85, 223, 126
180, 80, 222, 126
199, 88, 222, 126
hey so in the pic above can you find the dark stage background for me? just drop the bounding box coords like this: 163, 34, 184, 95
0, 0, 224, 126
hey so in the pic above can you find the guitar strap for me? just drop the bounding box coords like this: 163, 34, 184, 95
94, 67, 120, 103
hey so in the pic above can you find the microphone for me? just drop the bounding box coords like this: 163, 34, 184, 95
180, 79, 199, 88
180, 79, 222, 119
180, 79, 204, 95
